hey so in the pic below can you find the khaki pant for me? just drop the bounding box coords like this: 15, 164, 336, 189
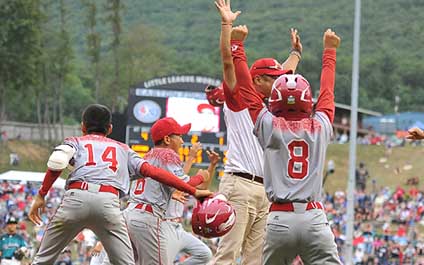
214, 173, 269, 265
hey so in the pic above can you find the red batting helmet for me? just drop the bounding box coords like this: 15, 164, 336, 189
205, 84, 225, 107
269, 74, 313, 120
192, 194, 236, 238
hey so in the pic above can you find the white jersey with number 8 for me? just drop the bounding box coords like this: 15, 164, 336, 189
254, 110, 332, 203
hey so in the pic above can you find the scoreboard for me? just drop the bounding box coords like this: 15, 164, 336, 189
126, 75, 227, 172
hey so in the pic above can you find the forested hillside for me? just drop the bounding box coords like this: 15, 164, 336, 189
1, 0, 423, 124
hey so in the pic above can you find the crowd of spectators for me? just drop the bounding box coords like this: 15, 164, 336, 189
2, 171, 424, 264
325, 184, 424, 264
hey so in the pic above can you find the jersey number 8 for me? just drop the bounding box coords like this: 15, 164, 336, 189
287, 140, 309, 179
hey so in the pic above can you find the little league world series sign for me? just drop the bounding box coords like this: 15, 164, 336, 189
126, 75, 226, 168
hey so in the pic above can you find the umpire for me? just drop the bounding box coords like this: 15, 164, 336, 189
0, 217, 27, 265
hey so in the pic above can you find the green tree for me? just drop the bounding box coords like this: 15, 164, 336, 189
0, 0, 42, 123
104, 0, 124, 112
82, 0, 102, 103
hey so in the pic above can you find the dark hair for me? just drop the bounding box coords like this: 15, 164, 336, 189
82, 104, 112, 134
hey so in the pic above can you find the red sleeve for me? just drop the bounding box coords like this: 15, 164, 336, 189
140, 163, 196, 195
222, 41, 250, 112
225, 40, 264, 122
38, 169, 62, 197
222, 81, 243, 111
187, 174, 204, 187
315, 48, 337, 123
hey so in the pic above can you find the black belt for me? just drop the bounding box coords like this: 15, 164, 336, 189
232, 172, 263, 184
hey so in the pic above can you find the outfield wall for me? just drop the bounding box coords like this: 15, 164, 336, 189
0, 121, 80, 141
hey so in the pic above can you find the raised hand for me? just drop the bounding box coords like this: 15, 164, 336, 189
290, 28, 302, 54
406, 127, 424, 140
231, 25, 248, 41
188, 142, 202, 159
207, 150, 221, 166
214, 0, 241, 24
323, 28, 341, 49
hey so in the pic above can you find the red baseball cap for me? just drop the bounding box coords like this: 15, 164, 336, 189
150, 117, 191, 143
250, 58, 292, 77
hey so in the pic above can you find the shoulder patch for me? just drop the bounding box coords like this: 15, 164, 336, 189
144, 148, 182, 166
272, 117, 322, 133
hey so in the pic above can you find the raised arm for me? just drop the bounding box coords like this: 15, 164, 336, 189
183, 142, 202, 174
406, 127, 424, 140
314, 29, 341, 123
229, 25, 265, 123
281, 28, 303, 72
215, 0, 241, 91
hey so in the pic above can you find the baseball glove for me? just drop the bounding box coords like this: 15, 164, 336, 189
13, 247, 27, 261
205, 84, 225, 107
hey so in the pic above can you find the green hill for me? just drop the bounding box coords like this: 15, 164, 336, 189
2, 141, 423, 194
2, 0, 424, 124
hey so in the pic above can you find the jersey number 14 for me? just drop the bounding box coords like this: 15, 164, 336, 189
84, 144, 118, 172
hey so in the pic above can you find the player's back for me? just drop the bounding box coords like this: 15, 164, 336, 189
255, 110, 333, 203
65, 134, 143, 194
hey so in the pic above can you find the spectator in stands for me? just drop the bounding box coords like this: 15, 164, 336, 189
355, 162, 369, 191
54, 248, 72, 265
8, 153, 19, 166
0, 131, 8, 142
338, 130, 348, 144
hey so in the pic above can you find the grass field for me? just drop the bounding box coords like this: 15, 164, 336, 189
1, 140, 424, 194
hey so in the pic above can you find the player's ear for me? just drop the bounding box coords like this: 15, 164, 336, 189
106, 124, 113, 136
163, 135, 171, 145
252, 75, 261, 86
81, 122, 87, 135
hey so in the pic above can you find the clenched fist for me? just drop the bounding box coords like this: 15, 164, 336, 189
231, 25, 248, 41
323, 29, 341, 49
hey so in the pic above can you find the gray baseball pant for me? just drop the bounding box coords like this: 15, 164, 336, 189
124, 207, 169, 265
263, 208, 341, 265
32, 189, 135, 265
162, 221, 212, 264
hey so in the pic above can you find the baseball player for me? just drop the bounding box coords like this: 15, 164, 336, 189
213, 1, 302, 264
28, 104, 213, 265
89, 144, 218, 265
124, 117, 212, 265
232, 25, 342, 263
163, 147, 220, 264
0, 217, 28, 265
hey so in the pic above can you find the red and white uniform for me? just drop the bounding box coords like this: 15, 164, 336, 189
214, 40, 269, 265
240, 49, 342, 264
33, 135, 198, 265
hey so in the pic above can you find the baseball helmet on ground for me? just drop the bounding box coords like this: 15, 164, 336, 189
192, 194, 236, 238
205, 84, 225, 107
269, 74, 313, 120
